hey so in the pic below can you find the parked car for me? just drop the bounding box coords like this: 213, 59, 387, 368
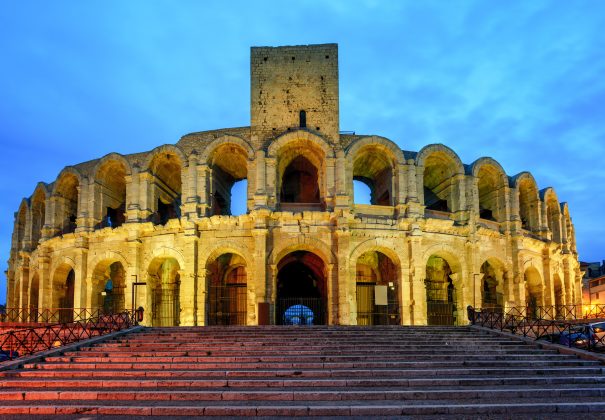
558, 321, 605, 351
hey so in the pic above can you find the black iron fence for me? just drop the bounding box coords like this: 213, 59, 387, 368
469, 305, 605, 353
0, 309, 141, 361
0, 308, 104, 324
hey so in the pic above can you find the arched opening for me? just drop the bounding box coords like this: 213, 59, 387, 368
518, 177, 539, 231
53, 265, 75, 323
206, 253, 247, 325
147, 257, 180, 326
148, 153, 182, 225
423, 153, 457, 214
91, 261, 126, 314
280, 156, 320, 205
545, 192, 562, 243
95, 160, 127, 229
54, 173, 79, 235
30, 188, 46, 248
209, 144, 248, 216
553, 274, 564, 318
480, 260, 504, 311
29, 273, 39, 322
355, 251, 400, 325
14, 204, 27, 251
425, 255, 458, 325
476, 165, 506, 222
276, 251, 325, 325
524, 267, 543, 319
276, 140, 325, 211
352, 146, 393, 206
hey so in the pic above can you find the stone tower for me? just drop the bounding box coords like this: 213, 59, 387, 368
250, 43, 339, 148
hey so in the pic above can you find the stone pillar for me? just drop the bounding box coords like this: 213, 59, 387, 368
73, 244, 88, 310
38, 255, 52, 309
252, 225, 268, 325
325, 157, 335, 210
138, 171, 154, 221
335, 229, 352, 325
125, 165, 140, 222
326, 263, 337, 325
178, 270, 195, 326
266, 157, 277, 210
334, 149, 349, 209
197, 164, 210, 217
76, 179, 92, 232
254, 151, 268, 209
450, 272, 468, 325
183, 153, 200, 219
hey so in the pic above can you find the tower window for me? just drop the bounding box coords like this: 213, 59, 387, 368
299, 110, 307, 128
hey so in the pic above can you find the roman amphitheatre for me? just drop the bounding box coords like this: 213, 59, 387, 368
6, 43, 580, 327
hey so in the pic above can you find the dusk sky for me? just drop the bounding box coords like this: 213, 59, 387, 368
1, 1, 604, 304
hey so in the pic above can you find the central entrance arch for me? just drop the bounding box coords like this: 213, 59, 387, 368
276, 251, 325, 325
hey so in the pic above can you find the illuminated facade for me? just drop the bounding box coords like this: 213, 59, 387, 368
7, 44, 581, 326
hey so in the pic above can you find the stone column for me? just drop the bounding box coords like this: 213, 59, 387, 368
125, 165, 141, 222
335, 229, 352, 325
326, 263, 336, 325
254, 151, 268, 209
197, 164, 210, 217
73, 244, 88, 310
183, 153, 199, 220
266, 157, 277, 210
178, 270, 195, 326
252, 225, 268, 325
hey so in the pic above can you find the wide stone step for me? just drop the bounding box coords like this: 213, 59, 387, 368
40, 356, 597, 368
1, 386, 605, 402
0, 400, 604, 417
2, 375, 605, 389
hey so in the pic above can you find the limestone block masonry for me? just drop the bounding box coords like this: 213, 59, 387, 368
7, 44, 581, 327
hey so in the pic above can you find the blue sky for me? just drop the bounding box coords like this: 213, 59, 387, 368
1, 1, 604, 304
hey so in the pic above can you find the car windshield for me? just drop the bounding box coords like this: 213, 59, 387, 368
591, 323, 605, 333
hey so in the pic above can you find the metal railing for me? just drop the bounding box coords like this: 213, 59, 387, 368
469, 305, 605, 353
0, 308, 104, 324
0, 310, 141, 361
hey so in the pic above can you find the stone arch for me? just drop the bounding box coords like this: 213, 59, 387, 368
203, 137, 252, 216
92, 153, 133, 177
349, 238, 403, 271
144, 247, 186, 273
30, 183, 49, 249
146, 254, 182, 327
14, 199, 29, 252
52, 167, 82, 236
416, 144, 465, 214
28, 271, 40, 318
200, 135, 254, 162
541, 187, 562, 243
51, 258, 76, 321
267, 129, 335, 159
421, 244, 464, 275
524, 265, 543, 318
205, 248, 249, 326
350, 240, 402, 326
512, 172, 541, 231
90, 258, 128, 313
201, 241, 253, 271
93, 154, 130, 229
479, 257, 509, 310
268, 236, 336, 267
471, 157, 508, 223
268, 131, 335, 211
424, 250, 463, 326
144, 145, 185, 225
347, 137, 404, 206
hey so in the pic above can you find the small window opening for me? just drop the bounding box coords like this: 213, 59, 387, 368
299, 110, 307, 128
104, 204, 125, 228
480, 208, 495, 221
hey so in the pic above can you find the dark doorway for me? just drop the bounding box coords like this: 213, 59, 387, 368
276, 251, 325, 325
59, 269, 75, 323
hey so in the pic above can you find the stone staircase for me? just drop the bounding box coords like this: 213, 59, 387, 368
0, 326, 604, 417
